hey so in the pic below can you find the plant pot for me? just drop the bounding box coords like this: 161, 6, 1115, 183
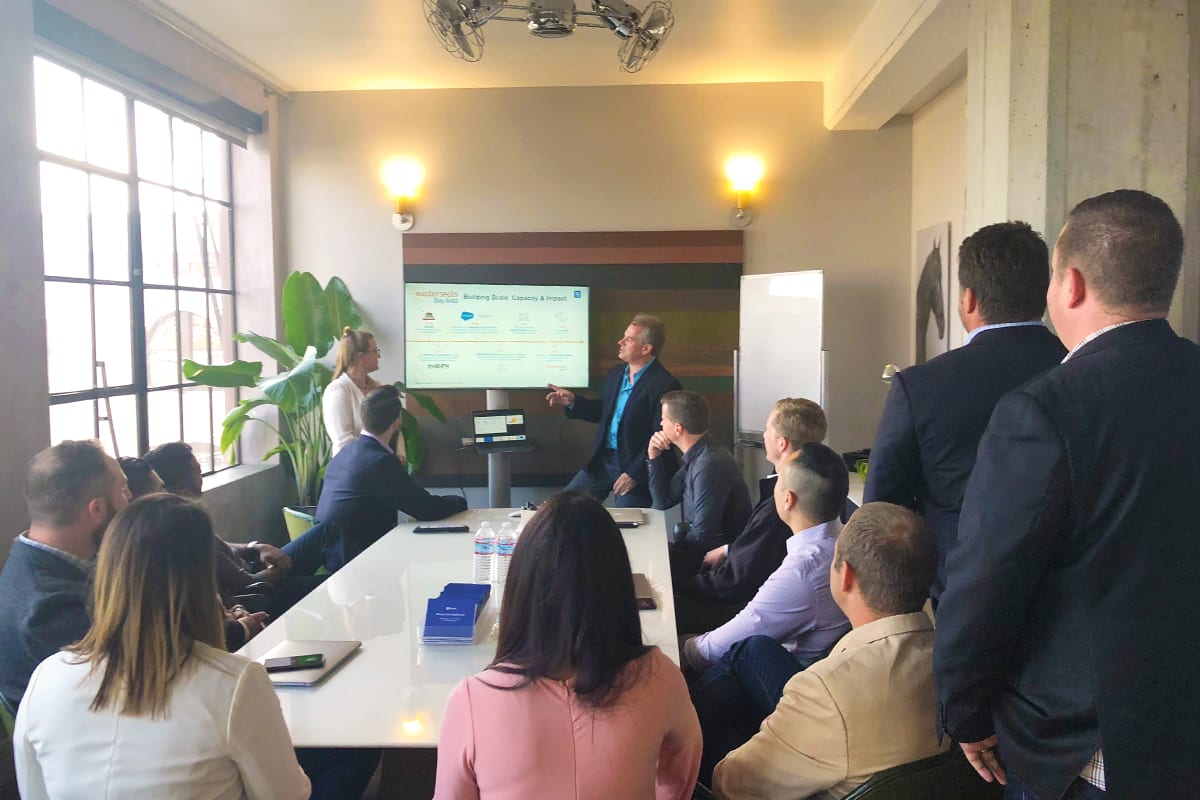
283, 505, 318, 541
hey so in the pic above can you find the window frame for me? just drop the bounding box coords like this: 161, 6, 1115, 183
36, 54, 240, 475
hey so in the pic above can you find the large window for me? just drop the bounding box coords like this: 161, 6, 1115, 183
34, 56, 238, 473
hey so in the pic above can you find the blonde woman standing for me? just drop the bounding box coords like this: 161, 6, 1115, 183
13, 493, 310, 799
323, 327, 386, 458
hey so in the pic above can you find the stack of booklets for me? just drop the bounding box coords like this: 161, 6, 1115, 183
420, 583, 491, 645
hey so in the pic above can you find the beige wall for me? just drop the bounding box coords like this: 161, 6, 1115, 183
282, 81, 912, 450
0, 0, 51, 557
910, 75, 968, 358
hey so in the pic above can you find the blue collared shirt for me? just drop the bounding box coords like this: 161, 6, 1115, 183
606, 358, 655, 450
964, 320, 1047, 345
692, 518, 850, 669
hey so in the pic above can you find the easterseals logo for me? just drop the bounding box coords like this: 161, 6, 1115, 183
460, 311, 475, 321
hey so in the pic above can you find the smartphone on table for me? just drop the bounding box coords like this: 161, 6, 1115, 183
264, 653, 325, 672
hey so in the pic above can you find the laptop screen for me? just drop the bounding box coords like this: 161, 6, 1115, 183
472, 409, 527, 444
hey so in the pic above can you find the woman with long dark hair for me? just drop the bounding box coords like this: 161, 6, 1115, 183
434, 492, 701, 799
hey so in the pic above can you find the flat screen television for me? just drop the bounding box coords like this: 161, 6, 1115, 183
404, 282, 590, 389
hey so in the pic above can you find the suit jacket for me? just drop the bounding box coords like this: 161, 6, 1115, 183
935, 320, 1200, 799
681, 475, 792, 605
316, 434, 467, 567
713, 613, 947, 800
864, 325, 1066, 599
649, 434, 752, 552
566, 359, 682, 492
0, 540, 92, 709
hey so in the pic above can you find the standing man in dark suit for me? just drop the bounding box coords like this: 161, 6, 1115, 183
865, 221, 1065, 603
285, 386, 467, 573
936, 190, 1200, 799
547, 313, 681, 507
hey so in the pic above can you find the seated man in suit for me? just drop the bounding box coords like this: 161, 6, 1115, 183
0, 440, 131, 709
286, 385, 468, 574
865, 221, 1066, 604
682, 443, 850, 675
674, 398, 827, 635
547, 313, 681, 508
648, 390, 752, 582
711, 502, 946, 798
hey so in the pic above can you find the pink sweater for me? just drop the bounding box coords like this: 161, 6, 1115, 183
434, 647, 701, 800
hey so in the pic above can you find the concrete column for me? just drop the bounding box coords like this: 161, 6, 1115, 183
0, 0, 51, 558
967, 0, 1198, 340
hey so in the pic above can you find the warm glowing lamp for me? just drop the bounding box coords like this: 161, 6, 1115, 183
724, 154, 764, 227
381, 157, 425, 231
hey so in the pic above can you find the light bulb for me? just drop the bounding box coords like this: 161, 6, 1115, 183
724, 154, 764, 193
381, 157, 425, 199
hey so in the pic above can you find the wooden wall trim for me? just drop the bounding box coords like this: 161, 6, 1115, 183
402, 230, 743, 265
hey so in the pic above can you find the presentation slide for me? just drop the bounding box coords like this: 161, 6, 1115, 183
404, 283, 590, 389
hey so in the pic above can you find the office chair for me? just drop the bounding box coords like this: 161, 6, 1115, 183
841, 748, 1004, 800
690, 782, 717, 800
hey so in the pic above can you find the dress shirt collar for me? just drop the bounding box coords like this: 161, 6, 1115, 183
360, 429, 395, 454
829, 611, 934, 655
623, 356, 656, 384
18, 532, 95, 576
1061, 319, 1151, 362
965, 320, 1046, 345
786, 518, 843, 555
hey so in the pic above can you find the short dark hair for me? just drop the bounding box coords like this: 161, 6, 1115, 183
630, 313, 666, 355
660, 390, 708, 434
1055, 189, 1183, 315
835, 502, 936, 615
360, 385, 402, 434
118, 457, 160, 498
143, 442, 196, 495
958, 221, 1051, 323
777, 442, 848, 524
488, 492, 650, 708
25, 440, 112, 526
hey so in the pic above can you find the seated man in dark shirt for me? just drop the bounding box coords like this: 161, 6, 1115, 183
286, 385, 468, 574
648, 391, 752, 584
0, 440, 130, 709
674, 397, 829, 635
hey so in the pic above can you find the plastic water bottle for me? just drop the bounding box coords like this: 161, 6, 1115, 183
472, 521, 496, 584
493, 522, 517, 590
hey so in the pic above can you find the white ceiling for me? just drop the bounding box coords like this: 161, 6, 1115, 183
136, 0, 877, 93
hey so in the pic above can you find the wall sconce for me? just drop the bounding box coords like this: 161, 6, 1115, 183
724, 154, 764, 227
381, 157, 425, 232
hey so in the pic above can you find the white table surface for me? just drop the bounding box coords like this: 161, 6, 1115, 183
239, 508, 678, 748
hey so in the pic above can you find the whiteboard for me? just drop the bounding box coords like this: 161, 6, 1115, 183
736, 271, 824, 438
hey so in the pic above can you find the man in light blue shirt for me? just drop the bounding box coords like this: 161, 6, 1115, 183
683, 442, 850, 673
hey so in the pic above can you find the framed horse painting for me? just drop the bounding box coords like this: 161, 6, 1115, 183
914, 221, 951, 364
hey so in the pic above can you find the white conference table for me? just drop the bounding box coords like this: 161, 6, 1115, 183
240, 508, 678, 748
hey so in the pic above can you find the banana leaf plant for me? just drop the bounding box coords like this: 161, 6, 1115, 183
183, 271, 444, 506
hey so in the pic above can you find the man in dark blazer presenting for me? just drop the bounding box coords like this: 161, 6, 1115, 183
936, 190, 1200, 799
285, 385, 467, 573
548, 313, 681, 507
865, 221, 1065, 603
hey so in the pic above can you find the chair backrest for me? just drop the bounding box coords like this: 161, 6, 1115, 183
690, 783, 717, 800
283, 506, 318, 541
841, 748, 1005, 800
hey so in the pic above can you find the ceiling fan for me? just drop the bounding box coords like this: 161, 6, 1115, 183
424, 0, 675, 73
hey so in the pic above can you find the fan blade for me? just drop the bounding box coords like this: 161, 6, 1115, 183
618, 0, 673, 72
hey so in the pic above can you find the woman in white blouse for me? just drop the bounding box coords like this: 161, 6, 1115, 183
323, 326, 387, 458
14, 493, 311, 800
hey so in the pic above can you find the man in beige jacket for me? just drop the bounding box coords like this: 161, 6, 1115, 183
712, 502, 947, 799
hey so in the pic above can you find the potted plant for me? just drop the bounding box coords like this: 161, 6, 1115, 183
184, 271, 445, 517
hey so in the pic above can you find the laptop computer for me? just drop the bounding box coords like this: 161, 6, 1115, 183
257, 639, 361, 688
472, 409, 534, 452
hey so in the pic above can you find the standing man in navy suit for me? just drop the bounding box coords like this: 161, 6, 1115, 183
864, 221, 1065, 603
548, 313, 681, 508
936, 190, 1200, 799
